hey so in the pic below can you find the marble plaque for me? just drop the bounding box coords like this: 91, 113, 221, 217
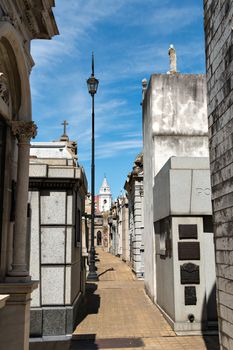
179, 224, 197, 239
41, 266, 64, 305
180, 263, 200, 284
41, 227, 65, 264
185, 286, 197, 305
178, 242, 200, 260
40, 191, 66, 225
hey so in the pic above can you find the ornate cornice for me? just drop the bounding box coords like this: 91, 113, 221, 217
11, 121, 37, 143
22, 0, 59, 39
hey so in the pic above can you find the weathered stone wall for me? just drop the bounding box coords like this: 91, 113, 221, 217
142, 73, 209, 302
204, 1, 233, 349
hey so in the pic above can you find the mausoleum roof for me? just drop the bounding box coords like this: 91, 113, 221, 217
30, 141, 77, 164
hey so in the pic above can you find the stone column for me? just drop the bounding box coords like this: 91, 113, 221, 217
8, 121, 37, 279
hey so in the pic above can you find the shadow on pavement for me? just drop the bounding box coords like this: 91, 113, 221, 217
71, 336, 145, 350
30, 339, 71, 350
71, 335, 98, 350
98, 267, 114, 278
74, 283, 100, 328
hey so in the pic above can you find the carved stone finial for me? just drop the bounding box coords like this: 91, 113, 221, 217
12, 121, 37, 143
67, 140, 77, 158
168, 44, 177, 74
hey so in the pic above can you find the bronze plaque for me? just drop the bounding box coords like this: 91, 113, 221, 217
180, 263, 200, 284
179, 224, 197, 239
185, 286, 197, 305
203, 216, 213, 233
178, 242, 200, 260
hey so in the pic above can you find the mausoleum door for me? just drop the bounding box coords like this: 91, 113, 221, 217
0, 117, 6, 246
97, 231, 102, 246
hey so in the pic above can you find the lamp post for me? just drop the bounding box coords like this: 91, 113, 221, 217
87, 52, 99, 281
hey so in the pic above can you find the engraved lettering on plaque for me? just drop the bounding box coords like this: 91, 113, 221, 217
178, 242, 200, 260
179, 224, 197, 239
180, 263, 200, 284
185, 286, 197, 305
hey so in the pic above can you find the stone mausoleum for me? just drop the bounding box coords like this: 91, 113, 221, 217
28, 128, 87, 338
154, 156, 217, 333
0, 2, 58, 350
142, 46, 216, 333
124, 153, 144, 278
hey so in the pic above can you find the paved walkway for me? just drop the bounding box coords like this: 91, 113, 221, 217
72, 249, 219, 350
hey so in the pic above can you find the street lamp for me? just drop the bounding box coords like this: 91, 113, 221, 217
87, 52, 99, 281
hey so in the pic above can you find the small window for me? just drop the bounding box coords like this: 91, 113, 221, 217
104, 188, 106, 192
103, 199, 107, 204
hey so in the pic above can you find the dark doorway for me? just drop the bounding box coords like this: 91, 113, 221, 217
97, 231, 102, 246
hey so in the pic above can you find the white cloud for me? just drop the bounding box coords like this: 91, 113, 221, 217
95, 139, 142, 159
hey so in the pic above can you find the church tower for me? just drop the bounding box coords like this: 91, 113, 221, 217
98, 176, 112, 212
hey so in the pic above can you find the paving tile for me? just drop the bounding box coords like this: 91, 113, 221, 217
72, 249, 220, 350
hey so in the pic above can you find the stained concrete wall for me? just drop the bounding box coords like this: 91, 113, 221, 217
142, 73, 209, 302
204, 1, 233, 348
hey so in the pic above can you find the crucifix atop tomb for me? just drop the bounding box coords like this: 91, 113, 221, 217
60, 120, 69, 141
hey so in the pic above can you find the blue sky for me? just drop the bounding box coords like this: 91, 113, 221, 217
30, 0, 206, 199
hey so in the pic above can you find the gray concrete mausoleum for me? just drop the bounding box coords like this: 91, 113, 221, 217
28, 138, 87, 338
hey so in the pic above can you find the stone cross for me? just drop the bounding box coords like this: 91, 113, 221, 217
168, 44, 177, 74
62, 120, 68, 136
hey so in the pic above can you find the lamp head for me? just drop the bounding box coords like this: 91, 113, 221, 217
87, 75, 99, 95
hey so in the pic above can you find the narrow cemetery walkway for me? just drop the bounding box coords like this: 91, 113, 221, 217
71, 249, 219, 350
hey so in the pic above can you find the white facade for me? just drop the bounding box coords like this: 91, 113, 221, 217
98, 176, 112, 212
